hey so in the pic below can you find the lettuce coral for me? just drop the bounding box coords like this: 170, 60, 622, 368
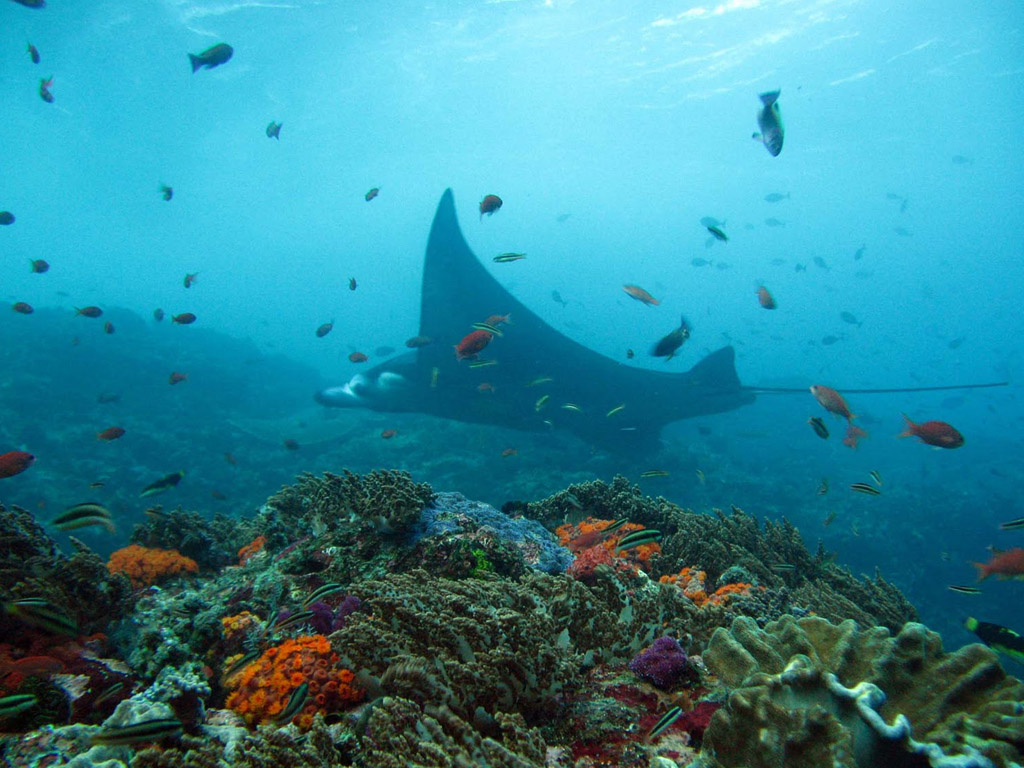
105, 544, 198, 589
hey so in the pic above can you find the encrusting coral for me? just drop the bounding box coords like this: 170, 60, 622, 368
107, 544, 199, 588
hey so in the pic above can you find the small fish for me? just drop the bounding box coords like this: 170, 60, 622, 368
764, 217, 786, 227
0, 694, 37, 718
754, 89, 784, 157
626, 349, 634, 359
854, 245, 866, 261
274, 683, 309, 725
850, 482, 881, 496
144, 506, 166, 521
168, 372, 188, 385
27, 43, 40, 64
839, 311, 861, 327
794, 263, 807, 272
430, 366, 439, 388
501, 447, 518, 457
648, 705, 682, 740
103, 321, 115, 334
948, 585, 982, 595
172, 312, 196, 325
283, 438, 300, 450
30, 259, 49, 273
189, 43, 233, 72
479, 194, 503, 219
810, 385, 855, 422
606, 404, 625, 418
691, 257, 711, 267
820, 335, 841, 346
349, 277, 357, 291
601, 518, 630, 535
380, 429, 397, 439
3, 598, 78, 636
999, 517, 1024, 531
349, 352, 368, 363
764, 192, 789, 203
947, 337, 965, 350
527, 376, 553, 387
869, 470, 883, 486
817, 479, 829, 496
93, 682, 126, 707
223, 650, 260, 680
964, 617, 1024, 666
316, 321, 334, 338
140, 470, 185, 497
534, 394, 550, 412
0, 450, 35, 478
160, 185, 173, 201
39, 76, 54, 103
756, 285, 776, 309
97, 426, 125, 441
484, 313, 512, 327
89, 481, 105, 489
90, 718, 183, 746
365, 187, 379, 201
770, 563, 796, 572
183, 273, 198, 288
274, 610, 315, 631
823, 510, 837, 527
405, 335, 433, 348
623, 284, 659, 306
153, 308, 165, 322
75, 306, 103, 318
303, 583, 346, 608
808, 417, 829, 439
651, 315, 690, 360
615, 529, 663, 551
471, 321, 503, 337
812, 256, 829, 270
640, 470, 669, 478
468, 359, 497, 369
97, 392, 121, 404
12, 302, 34, 314
695, 469, 706, 484
224, 453, 238, 466
899, 414, 964, 449
493, 253, 526, 263
893, 226, 912, 237
706, 225, 728, 242
477, 382, 495, 393
561, 403, 583, 413
551, 290, 568, 307
266, 121, 282, 139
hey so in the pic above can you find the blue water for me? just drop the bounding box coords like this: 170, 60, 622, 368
2, 1, 1022, 656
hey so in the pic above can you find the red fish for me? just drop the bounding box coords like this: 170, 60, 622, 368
756, 285, 776, 309
12, 302, 33, 314
974, 548, 1024, 580
479, 194, 503, 219
483, 313, 512, 327
172, 312, 196, 324
365, 187, 379, 201
184, 273, 198, 288
622, 285, 659, 306
349, 352, 368, 363
899, 414, 964, 449
30, 259, 49, 273
455, 329, 492, 360
810, 385, 854, 422
97, 426, 126, 441
380, 429, 397, 439
169, 372, 188, 385
0, 450, 35, 479
842, 424, 867, 449
76, 306, 103, 318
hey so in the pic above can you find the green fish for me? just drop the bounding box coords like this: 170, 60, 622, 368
90, 718, 183, 746
0, 694, 37, 719
535, 394, 550, 412
606, 404, 625, 418
222, 650, 261, 680
648, 705, 682, 740
998, 517, 1024, 531
266, 121, 282, 139
526, 376, 553, 387
948, 585, 982, 595
471, 321, 503, 337
706, 225, 728, 242
869, 470, 883, 486
52, 502, 115, 533
808, 416, 829, 439
560, 403, 582, 413
492, 253, 526, 263
302, 583, 346, 608
468, 359, 497, 369
850, 482, 881, 496
600, 518, 630, 535
615, 529, 662, 551
273, 609, 315, 632
273, 682, 309, 725
640, 469, 669, 478
964, 617, 1024, 664
3, 598, 78, 636
140, 470, 185, 497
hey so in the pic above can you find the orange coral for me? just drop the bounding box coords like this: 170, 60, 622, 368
556, 517, 661, 570
221, 611, 260, 640
224, 634, 364, 729
106, 544, 198, 588
660, 566, 762, 607
237, 535, 266, 565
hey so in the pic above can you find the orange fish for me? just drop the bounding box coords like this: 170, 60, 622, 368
365, 187, 379, 201
283, 438, 300, 450
349, 352, 368, 363
184, 273, 198, 288
75, 306, 103, 318
484, 313, 512, 326
172, 312, 196, 324
0, 450, 35, 479
104, 321, 115, 334
455, 329, 492, 361
810, 385, 854, 422
12, 302, 33, 314
622, 285, 659, 306
756, 285, 776, 309
169, 372, 188, 385
842, 424, 867, 449
501, 447, 518, 457
97, 426, 126, 441
974, 548, 1024, 580
380, 429, 397, 439
899, 414, 964, 449
479, 194, 503, 219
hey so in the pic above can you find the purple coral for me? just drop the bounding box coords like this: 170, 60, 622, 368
308, 595, 362, 635
629, 636, 691, 690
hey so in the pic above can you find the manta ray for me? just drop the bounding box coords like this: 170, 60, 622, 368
315, 189, 1006, 452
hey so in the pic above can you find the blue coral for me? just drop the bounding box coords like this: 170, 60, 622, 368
629, 635, 692, 690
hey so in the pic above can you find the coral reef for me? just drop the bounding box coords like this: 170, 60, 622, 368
107, 545, 199, 588
701, 615, 1024, 767
130, 507, 243, 570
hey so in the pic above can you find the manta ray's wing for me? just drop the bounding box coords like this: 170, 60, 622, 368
315, 188, 755, 451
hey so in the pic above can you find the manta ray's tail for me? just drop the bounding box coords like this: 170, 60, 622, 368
745, 381, 1009, 395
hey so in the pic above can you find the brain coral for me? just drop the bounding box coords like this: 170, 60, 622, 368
224, 634, 364, 730
700, 615, 1024, 768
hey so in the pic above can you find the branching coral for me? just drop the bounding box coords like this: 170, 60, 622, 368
224, 634, 364, 730
107, 545, 199, 589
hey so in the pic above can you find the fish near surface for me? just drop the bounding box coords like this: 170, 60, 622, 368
189, 43, 233, 72
755, 89, 784, 157
314, 189, 754, 454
